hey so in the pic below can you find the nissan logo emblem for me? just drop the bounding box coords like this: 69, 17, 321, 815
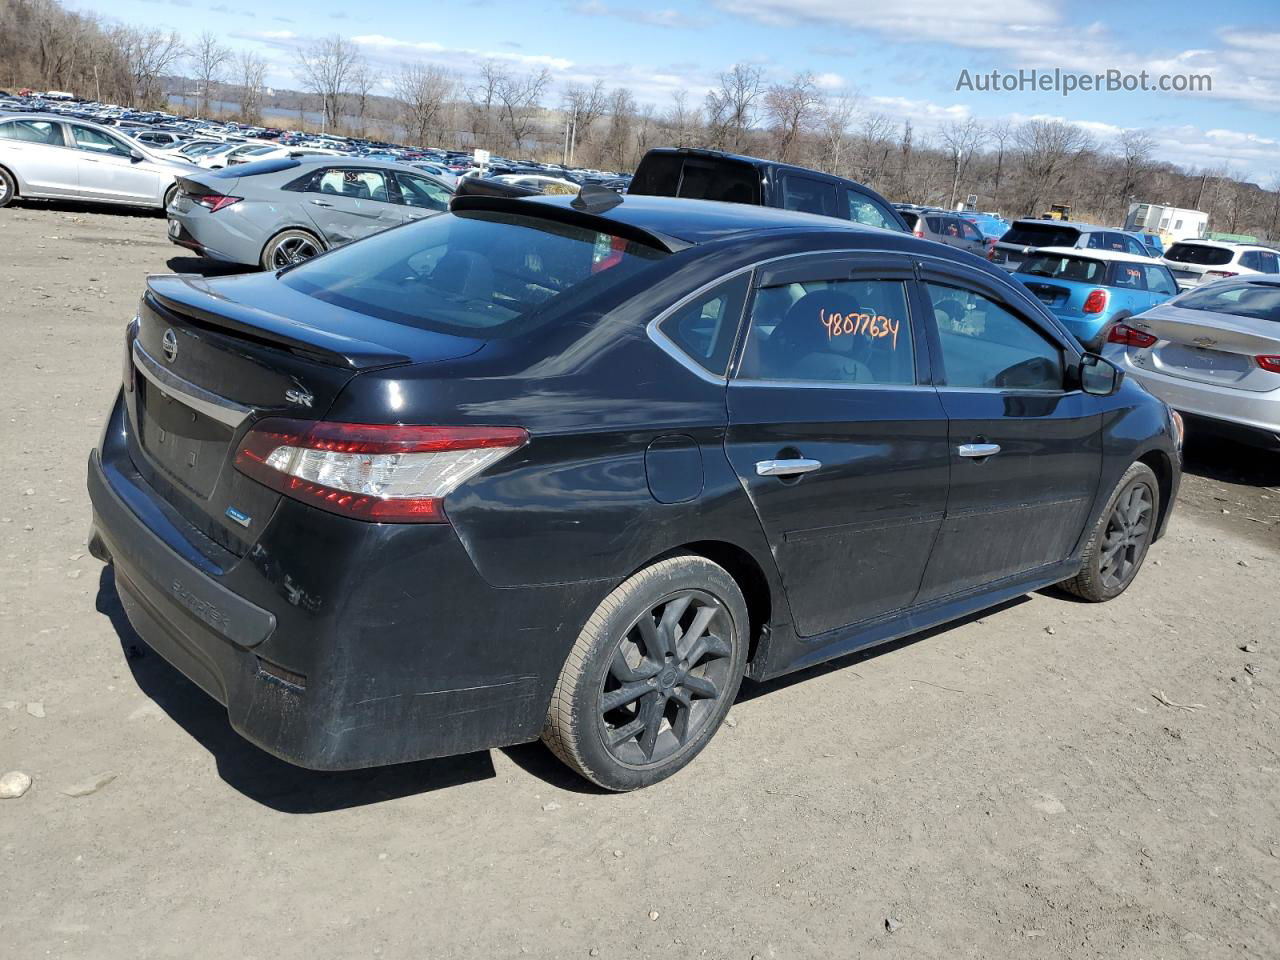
162, 328, 178, 363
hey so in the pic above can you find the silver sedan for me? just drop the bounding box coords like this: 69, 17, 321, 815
1103, 276, 1280, 447
166, 156, 454, 270
0, 113, 193, 210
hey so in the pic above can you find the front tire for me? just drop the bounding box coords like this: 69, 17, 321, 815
1060, 461, 1159, 602
542, 554, 749, 791
0, 167, 16, 208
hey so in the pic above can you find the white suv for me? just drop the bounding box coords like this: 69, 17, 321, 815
1163, 240, 1280, 290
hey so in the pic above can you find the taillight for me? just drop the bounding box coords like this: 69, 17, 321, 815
194, 193, 242, 212
1205, 270, 1238, 279
913, 227, 925, 239
123, 315, 139, 392
1257, 355, 1280, 373
234, 420, 528, 523
1082, 289, 1109, 314
1107, 323, 1157, 348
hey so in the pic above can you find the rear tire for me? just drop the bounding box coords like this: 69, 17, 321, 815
542, 554, 749, 791
260, 229, 323, 271
162, 183, 177, 211
0, 167, 16, 208
1060, 462, 1159, 602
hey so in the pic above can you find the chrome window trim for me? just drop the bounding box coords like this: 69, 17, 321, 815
645, 264, 755, 385
132, 340, 252, 428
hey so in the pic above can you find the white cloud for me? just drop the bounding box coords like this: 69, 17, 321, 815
572, 1, 708, 29
350, 34, 574, 71
813, 72, 845, 90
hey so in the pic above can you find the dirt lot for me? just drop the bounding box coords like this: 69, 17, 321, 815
1, 200, 1278, 960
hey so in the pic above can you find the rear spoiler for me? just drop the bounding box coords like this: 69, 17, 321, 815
144, 274, 411, 370
449, 191, 692, 255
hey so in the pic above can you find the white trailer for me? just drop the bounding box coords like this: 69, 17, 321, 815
1125, 203, 1209, 243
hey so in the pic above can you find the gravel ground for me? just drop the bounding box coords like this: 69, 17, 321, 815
1, 200, 1278, 960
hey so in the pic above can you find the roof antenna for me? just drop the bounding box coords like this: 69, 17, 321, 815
571, 183, 624, 214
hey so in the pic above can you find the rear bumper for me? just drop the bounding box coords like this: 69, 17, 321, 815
87, 395, 602, 769
1106, 347, 1280, 443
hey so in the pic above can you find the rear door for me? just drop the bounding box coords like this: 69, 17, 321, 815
914, 263, 1100, 600
301, 166, 404, 246
67, 123, 158, 203
0, 118, 79, 196
723, 254, 950, 637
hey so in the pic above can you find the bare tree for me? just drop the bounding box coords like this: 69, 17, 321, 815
116, 26, 184, 108
188, 31, 231, 118
1115, 129, 1156, 212
854, 111, 895, 184
466, 60, 504, 149
817, 92, 858, 175
704, 63, 761, 152
295, 34, 360, 133
939, 117, 986, 208
602, 86, 635, 170
1013, 119, 1095, 216
986, 120, 1013, 209
395, 63, 456, 148
349, 57, 380, 137
494, 67, 551, 153
236, 51, 267, 124
664, 88, 699, 148
561, 78, 607, 159
763, 72, 820, 164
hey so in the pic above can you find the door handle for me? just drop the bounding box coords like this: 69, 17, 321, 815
756, 458, 822, 477
309, 199, 333, 207
958, 443, 1001, 458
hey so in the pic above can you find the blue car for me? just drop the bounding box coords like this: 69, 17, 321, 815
964, 212, 1010, 240
1012, 247, 1180, 349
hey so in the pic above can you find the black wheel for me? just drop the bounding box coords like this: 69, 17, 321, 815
261, 229, 323, 271
1061, 462, 1159, 601
0, 167, 15, 208
162, 183, 177, 211
543, 554, 748, 791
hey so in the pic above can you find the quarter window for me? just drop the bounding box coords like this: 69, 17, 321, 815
737, 279, 915, 385
657, 275, 749, 376
924, 283, 1064, 391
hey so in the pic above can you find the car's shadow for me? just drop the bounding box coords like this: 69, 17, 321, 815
165, 255, 254, 278
1181, 431, 1280, 487
10, 197, 161, 218
96, 567, 498, 813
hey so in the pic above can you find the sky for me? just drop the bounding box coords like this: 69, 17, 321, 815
68, 0, 1280, 180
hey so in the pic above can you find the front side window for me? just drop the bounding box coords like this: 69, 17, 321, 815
846, 190, 899, 231
1143, 265, 1177, 296
281, 211, 667, 339
395, 172, 451, 211
925, 282, 1064, 391
70, 126, 131, 158
657, 274, 749, 376
0, 119, 63, 145
737, 278, 915, 385
960, 220, 984, 243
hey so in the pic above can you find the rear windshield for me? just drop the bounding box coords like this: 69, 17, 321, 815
280, 211, 668, 338
1175, 282, 1280, 322
1002, 222, 1082, 247
899, 211, 920, 228
1165, 243, 1232, 266
209, 157, 298, 178
1018, 253, 1105, 283
629, 154, 760, 204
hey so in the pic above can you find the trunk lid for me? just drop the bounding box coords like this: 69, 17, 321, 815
1128, 305, 1280, 391
128, 272, 481, 555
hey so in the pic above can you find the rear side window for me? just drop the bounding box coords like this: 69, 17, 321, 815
780, 173, 838, 218
0, 119, 63, 145
737, 279, 915, 385
1240, 251, 1262, 271
925, 283, 1063, 390
1108, 263, 1147, 290
281, 211, 668, 339
1002, 223, 1082, 247
657, 274, 749, 376
1166, 243, 1232, 266
1019, 254, 1105, 283
1176, 282, 1280, 322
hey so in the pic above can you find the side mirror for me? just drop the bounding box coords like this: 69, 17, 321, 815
129, 148, 144, 162
1080, 353, 1123, 396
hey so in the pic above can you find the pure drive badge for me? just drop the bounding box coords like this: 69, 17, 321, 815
225, 507, 252, 528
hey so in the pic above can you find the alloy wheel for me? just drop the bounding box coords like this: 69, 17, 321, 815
598, 589, 735, 766
271, 235, 319, 268
1100, 480, 1153, 589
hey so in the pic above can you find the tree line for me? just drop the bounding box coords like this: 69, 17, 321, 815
3, 0, 1278, 239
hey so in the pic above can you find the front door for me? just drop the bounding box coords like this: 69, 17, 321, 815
68, 124, 158, 204
723, 255, 950, 637
301, 167, 404, 247
913, 264, 1102, 600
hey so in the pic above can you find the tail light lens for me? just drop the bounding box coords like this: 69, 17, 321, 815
913, 227, 925, 239
1082, 289, 1109, 314
1107, 323, 1158, 348
1257, 355, 1280, 373
234, 419, 528, 523
1206, 270, 1238, 279
194, 193, 242, 212
123, 315, 139, 392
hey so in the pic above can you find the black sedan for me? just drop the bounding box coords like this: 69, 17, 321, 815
87, 191, 1182, 791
